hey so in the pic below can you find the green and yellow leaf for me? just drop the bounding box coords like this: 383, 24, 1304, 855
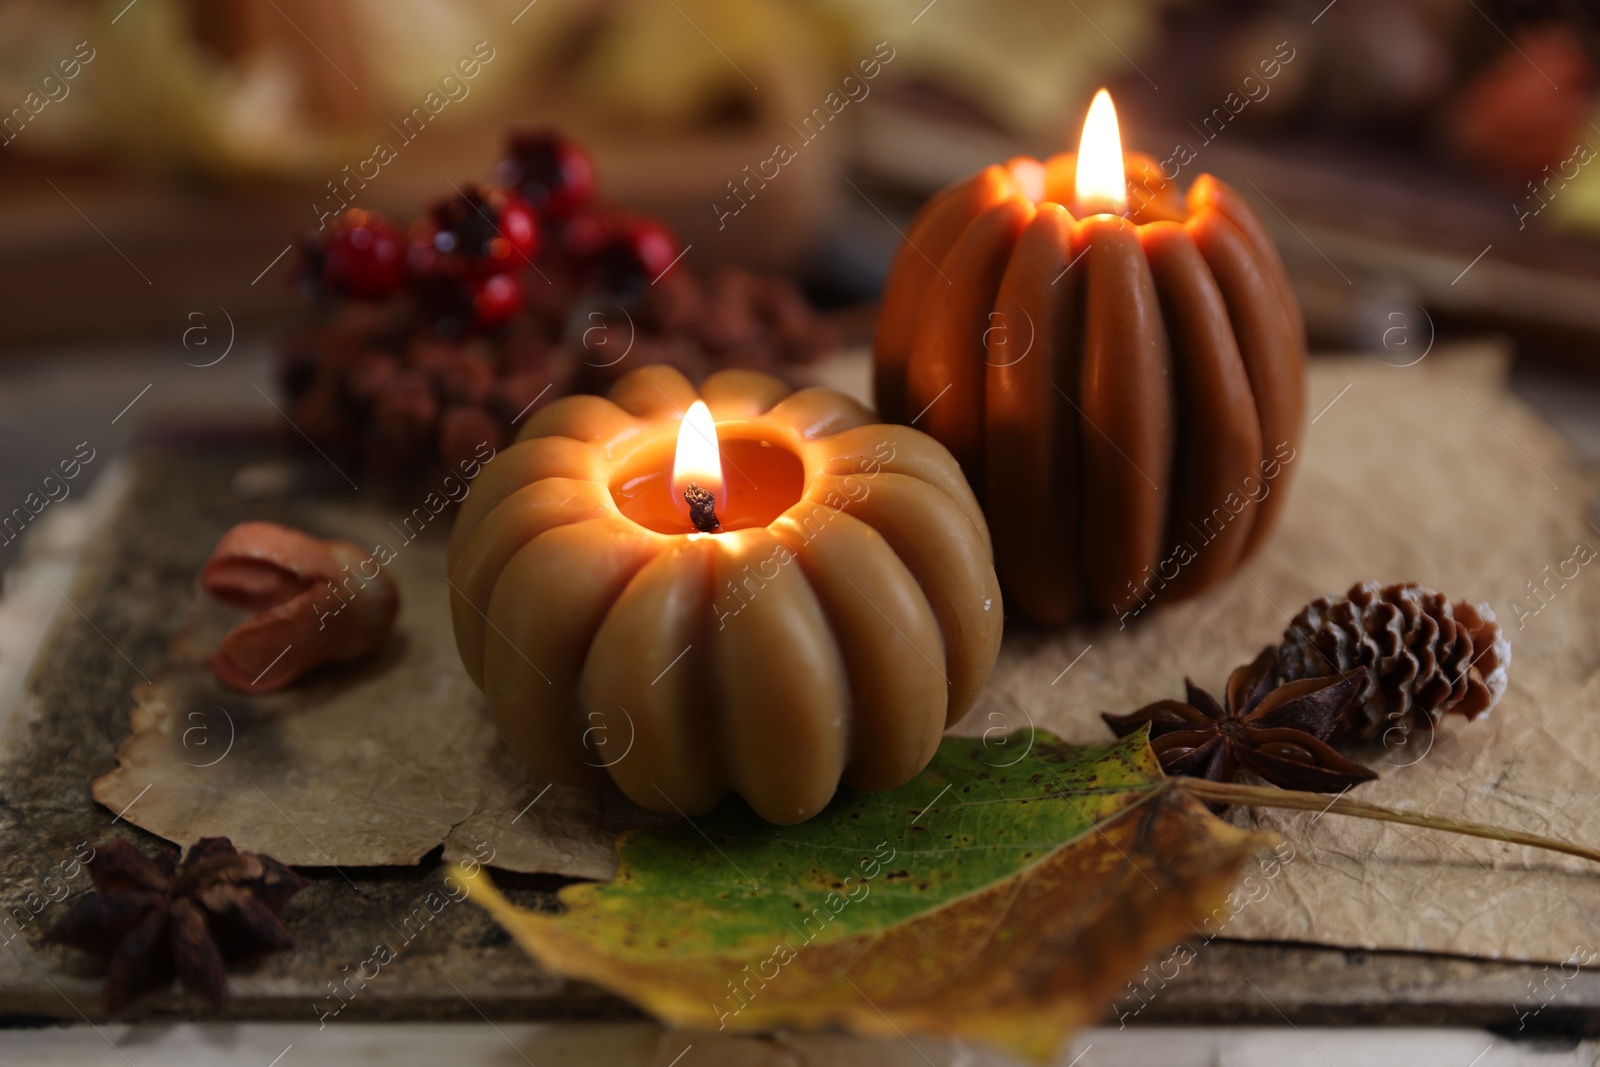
459, 731, 1271, 1061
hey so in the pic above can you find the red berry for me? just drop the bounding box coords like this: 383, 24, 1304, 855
321, 210, 406, 299
485, 189, 538, 271
422, 185, 539, 272
406, 216, 472, 334
407, 190, 537, 336
559, 210, 607, 262
471, 272, 524, 330
593, 218, 681, 293
497, 131, 596, 218
406, 217, 458, 281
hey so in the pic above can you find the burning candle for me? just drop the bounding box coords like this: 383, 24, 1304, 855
447, 365, 1002, 824
874, 89, 1306, 625
1074, 88, 1127, 216
672, 400, 724, 531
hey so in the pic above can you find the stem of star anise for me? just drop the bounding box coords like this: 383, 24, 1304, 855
1175, 778, 1600, 866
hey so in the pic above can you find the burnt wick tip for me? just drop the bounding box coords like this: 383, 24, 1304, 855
685, 482, 720, 533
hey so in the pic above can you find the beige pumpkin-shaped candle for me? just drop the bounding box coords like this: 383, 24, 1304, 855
448, 365, 1002, 824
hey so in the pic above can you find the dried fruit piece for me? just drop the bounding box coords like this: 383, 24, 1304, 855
201, 521, 399, 692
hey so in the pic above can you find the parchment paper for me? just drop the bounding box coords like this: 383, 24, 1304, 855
958, 342, 1600, 966
95, 342, 1600, 965
92, 502, 667, 880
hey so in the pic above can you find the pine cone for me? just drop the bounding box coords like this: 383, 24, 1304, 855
1275, 581, 1511, 741
280, 260, 832, 476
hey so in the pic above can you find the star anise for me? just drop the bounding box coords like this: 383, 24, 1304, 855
45, 837, 309, 1012
1102, 647, 1378, 794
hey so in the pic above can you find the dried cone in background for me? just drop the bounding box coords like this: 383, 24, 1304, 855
282, 263, 835, 476
1275, 581, 1511, 741
281, 129, 839, 479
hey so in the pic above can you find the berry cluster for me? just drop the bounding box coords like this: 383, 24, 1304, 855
282, 130, 835, 475
297, 132, 679, 336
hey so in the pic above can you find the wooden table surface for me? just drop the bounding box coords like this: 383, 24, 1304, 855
4, 344, 1600, 1042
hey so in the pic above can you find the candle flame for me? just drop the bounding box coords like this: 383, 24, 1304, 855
673, 400, 723, 505
1075, 88, 1127, 215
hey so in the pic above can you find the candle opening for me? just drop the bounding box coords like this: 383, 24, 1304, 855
1074, 88, 1128, 216
611, 433, 806, 535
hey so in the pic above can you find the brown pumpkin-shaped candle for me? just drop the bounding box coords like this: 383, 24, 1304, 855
874, 90, 1306, 625
448, 365, 1001, 824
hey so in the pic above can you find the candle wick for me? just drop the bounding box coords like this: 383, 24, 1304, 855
685, 482, 720, 533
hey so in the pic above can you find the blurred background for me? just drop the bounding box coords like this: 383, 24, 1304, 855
6, 0, 1600, 560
